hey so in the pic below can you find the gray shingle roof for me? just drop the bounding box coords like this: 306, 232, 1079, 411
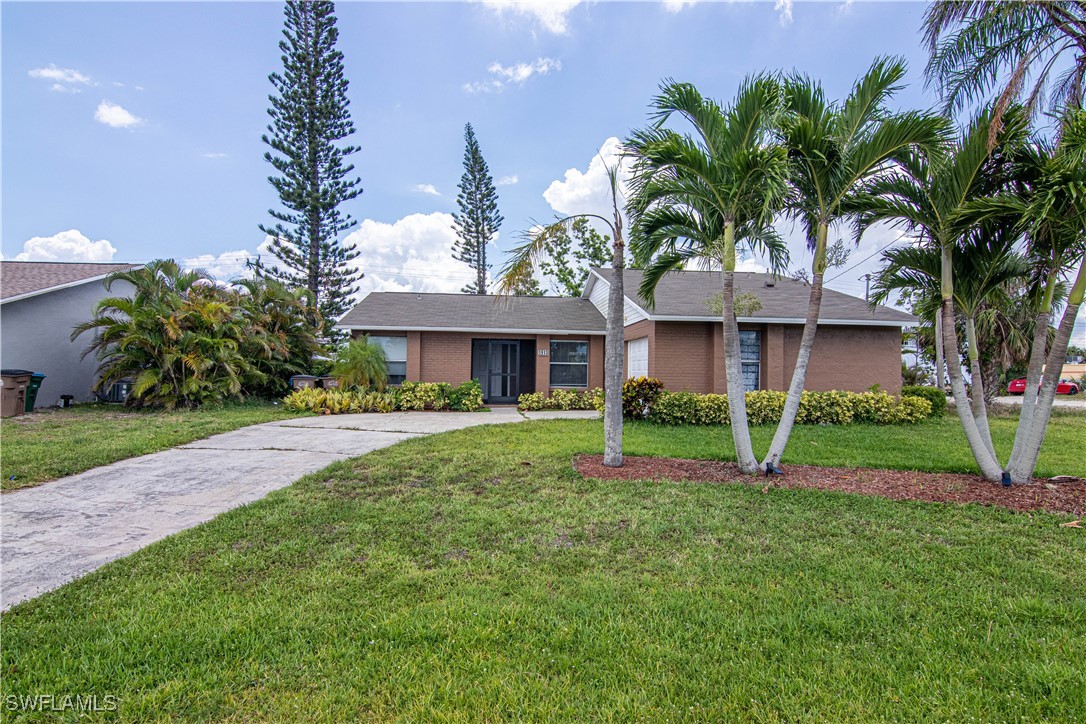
594, 268, 917, 324
336, 292, 606, 333
1, 261, 141, 302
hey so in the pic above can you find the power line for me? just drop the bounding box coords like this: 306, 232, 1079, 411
825, 236, 905, 283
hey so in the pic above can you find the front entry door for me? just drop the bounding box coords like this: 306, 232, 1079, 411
472, 340, 520, 404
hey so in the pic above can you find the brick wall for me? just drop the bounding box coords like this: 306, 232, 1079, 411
352, 329, 604, 396
782, 324, 903, 394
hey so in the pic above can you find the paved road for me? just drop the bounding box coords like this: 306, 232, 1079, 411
1, 408, 598, 609
950, 396, 1085, 409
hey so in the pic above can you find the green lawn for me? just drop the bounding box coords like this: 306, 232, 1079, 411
2, 415, 1084, 720
0, 402, 309, 490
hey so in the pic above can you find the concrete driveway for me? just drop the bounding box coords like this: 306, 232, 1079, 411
1, 408, 598, 609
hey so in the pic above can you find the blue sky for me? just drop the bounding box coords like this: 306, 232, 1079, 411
2, 0, 1083, 343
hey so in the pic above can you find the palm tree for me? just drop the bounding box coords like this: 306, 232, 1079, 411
625, 77, 790, 474
333, 336, 390, 390
73, 261, 260, 408
975, 109, 1086, 482
760, 57, 949, 473
854, 107, 1029, 480
870, 233, 1028, 458
234, 277, 321, 395
498, 164, 627, 467
923, 1, 1086, 130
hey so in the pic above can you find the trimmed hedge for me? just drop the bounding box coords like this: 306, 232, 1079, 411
284, 380, 484, 414
517, 388, 604, 412
901, 385, 947, 416
647, 389, 931, 426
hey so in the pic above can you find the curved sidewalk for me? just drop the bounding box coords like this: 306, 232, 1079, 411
1, 408, 597, 609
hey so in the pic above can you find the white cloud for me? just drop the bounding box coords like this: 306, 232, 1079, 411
543, 136, 632, 221
29, 64, 93, 92
413, 183, 441, 196
201, 152, 229, 159
94, 101, 143, 128
344, 212, 478, 297
497, 175, 519, 186
12, 229, 117, 262
477, 0, 582, 34
182, 238, 276, 281
774, 0, 793, 25
464, 57, 561, 94
663, 0, 698, 13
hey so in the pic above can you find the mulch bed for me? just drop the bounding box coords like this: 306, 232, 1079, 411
574, 455, 1086, 516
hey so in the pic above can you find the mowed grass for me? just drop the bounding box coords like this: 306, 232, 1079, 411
0, 402, 309, 490
2, 415, 1084, 720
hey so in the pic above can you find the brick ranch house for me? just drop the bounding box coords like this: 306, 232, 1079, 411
335, 268, 917, 405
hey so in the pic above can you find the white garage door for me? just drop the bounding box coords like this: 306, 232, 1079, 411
627, 337, 649, 379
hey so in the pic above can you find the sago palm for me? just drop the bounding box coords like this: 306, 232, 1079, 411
625, 76, 790, 474
762, 56, 948, 473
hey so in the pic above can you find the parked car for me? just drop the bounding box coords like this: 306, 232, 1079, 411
1007, 378, 1080, 395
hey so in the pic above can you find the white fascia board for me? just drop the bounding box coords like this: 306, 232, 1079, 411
0, 267, 143, 305
334, 324, 605, 335
647, 314, 913, 327
587, 269, 652, 322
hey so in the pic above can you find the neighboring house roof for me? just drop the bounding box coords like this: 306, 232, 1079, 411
336, 292, 607, 334
585, 268, 918, 326
1, 261, 140, 304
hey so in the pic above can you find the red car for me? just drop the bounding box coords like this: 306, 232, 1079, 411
1007, 378, 1080, 395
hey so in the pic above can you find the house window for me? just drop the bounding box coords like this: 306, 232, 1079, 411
739, 330, 761, 392
369, 335, 407, 385
550, 340, 589, 387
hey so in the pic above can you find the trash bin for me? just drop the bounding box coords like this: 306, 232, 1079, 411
1, 369, 33, 418
25, 373, 46, 412
319, 376, 340, 389
290, 375, 318, 390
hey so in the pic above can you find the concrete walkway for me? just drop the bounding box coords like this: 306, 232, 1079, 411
1, 408, 598, 609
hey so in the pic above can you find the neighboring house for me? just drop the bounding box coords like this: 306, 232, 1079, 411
0, 261, 139, 408
337, 268, 917, 405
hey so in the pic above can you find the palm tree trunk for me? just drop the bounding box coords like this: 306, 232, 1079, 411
603, 218, 626, 467
1008, 259, 1086, 482
933, 312, 945, 390
1006, 275, 1056, 475
940, 247, 1003, 481
721, 223, 759, 473
761, 223, 827, 471
965, 316, 996, 461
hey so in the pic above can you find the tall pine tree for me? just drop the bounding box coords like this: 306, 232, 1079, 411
260, 0, 362, 337
452, 123, 503, 294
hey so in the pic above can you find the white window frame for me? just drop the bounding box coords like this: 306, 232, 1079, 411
369, 335, 408, 385
549, 339, 589, 388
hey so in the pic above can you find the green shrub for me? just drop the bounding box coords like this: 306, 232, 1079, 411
901, 385, 947, 416
516, 388, 603, 412
745, 390, 786, 425
516, 392, 548, 411
449, 380, 484, 412
622, 377, 665, 420
852, 391, 897, 423
649, 391, 700, 425
893, 395, 933, 423
642, 387, 934, 427
398, 381, 452, 411
284, 381, 482, 414
797, 391, 855, 425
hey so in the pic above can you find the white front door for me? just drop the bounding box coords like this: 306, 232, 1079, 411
627, 337, 649, 379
